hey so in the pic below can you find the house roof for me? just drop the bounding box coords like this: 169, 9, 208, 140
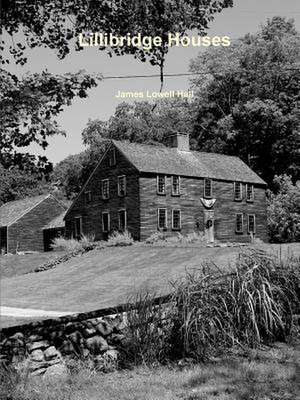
43, 210, 67, 230
113, 140, 267, 185
0, 194, 52, 227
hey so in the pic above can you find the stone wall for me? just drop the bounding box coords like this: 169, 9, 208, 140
0, 302, 138, 377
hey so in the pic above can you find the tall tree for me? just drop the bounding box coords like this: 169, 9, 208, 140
1, 0, 233, 68
190, 17, 300, 185
0, 69, 99, 174
0, 0, 233, 202
82, 99, 195, 146
0, 165, 51, 205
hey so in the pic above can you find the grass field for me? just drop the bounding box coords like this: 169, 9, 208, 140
1, 243, 299, 328
0, 251, 65, 278
2, 341, 299, 400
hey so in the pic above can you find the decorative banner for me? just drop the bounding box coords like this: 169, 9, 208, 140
200, 198, 216, 208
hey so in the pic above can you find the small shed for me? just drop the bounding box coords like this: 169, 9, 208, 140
0, 194, 66, 254
43, 210, 67, 251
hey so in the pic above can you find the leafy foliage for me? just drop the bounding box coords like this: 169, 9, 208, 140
82, 99, 195, 147
0, 164, 50, 205
190, 17, 300, 185
106, 230, 134, 247
51, 234, 96, 253
267, 175, 300, 243
1, 0, 233, 66
51, 152, 92, 200
0, 69, 99, 173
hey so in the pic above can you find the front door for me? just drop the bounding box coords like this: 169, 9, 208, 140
204, 210, 214, 243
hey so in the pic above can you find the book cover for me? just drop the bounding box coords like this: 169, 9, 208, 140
0, 0, 299, 396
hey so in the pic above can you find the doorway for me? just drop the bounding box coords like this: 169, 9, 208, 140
0, 226, 7, 254
204, 210, 214, 243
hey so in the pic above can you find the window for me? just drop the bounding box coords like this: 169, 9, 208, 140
118, 175, 126, 197
84, 191, 92, 204
235, 213, 243, 233
246, 184, 254, 202
157, 175, 166, 195
118, 209, 127, 231
234, 182, 242, 201
172, 176, 180, 196
204, 178, 212, 198
109, 149, 116, 166
248, 214, 256, 234
158, 208, 167, 230
101, 179, 109, 199
102, 212, 110, 233
74, 216, 82, 238
172, 209, 181, 230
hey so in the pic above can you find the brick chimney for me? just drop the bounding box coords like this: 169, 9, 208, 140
167, 133, 190, 152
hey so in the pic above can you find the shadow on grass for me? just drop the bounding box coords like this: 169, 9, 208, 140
1, 342, 299, 400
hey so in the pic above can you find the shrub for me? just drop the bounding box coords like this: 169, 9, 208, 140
106, 230, 134, 247
144, 231, 167, 244
170, 249, 300, 360
177, 232, 205, 244
144, 231, 205, 246
267, 175, 300, 243
51, 234, 96, 253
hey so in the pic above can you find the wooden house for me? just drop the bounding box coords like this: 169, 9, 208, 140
64, 134, 268, 243
0, 194, 66, 254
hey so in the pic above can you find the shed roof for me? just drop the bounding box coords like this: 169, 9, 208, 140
43, 210, 67, 230
113, 140, 266, 185
0, 194, 53, 227
0, 194, 67, 228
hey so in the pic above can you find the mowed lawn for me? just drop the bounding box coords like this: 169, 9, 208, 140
0, 251, 65, 278
1, 243, 299, 326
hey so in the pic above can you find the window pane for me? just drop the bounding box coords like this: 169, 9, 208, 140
204, 179, 212, 197
172, 176, 180, 195
236, 214, 243, 233
118, 176, 126, 196
247, 184, 254, 201
172, 210, 181, 229
157, 175, 166, 194
102, 180, 109, 199
234, 182, 241, 200
248, 215, 255, 232
158, 209, 167, 229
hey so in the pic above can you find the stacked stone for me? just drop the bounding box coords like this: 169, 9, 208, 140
26, 338, 66, 377
0, 332, 26, 366
0, 313, 126, 377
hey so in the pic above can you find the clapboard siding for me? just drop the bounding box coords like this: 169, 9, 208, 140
65, 148, 140, 240
65, 140, 268, 244
7, 197, 65, 253
139, 173, 268, 242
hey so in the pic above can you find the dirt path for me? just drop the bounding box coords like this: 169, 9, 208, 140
0, 306, 77, 318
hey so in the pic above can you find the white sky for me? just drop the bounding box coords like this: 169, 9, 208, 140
4, 0, 300, 164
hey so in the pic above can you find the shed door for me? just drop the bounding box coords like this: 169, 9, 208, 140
0, 227, 7, 254
204, 211, 214, 243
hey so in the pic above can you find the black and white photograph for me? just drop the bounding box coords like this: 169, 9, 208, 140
0, 0, 299, 399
